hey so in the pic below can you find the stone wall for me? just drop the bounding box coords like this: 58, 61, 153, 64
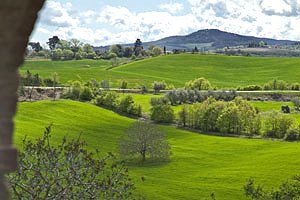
0, 1, 45, 199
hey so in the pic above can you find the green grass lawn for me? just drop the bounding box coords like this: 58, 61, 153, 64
250, 101, 294, 112
15, 100, 300, 200
21, 54, 300, 88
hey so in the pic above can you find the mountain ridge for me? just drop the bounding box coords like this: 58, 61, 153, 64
95, 29, 298, 51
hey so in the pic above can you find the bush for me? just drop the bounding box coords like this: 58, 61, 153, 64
8, 126, 135, 199
94, 91, 119, 109
238, 85, 262, 91
118, 95, 142, 116
284, 128, 300, 141
62, 81, 82, 100
244, 176, 300, 200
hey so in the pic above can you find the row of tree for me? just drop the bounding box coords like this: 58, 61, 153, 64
237, 79, 300, 91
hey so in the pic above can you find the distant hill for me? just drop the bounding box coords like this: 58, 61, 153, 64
94, 29, 298, 51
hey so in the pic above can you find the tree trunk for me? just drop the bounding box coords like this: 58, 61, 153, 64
0, 1, 45, 199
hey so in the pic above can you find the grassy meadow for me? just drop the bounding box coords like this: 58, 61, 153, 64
14, 100, 300, 200
21, 54, 300, 88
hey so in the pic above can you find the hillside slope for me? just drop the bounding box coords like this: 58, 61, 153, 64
21, 54, 300, 89
15, 100, 300, 199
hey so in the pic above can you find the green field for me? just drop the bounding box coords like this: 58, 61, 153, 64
15, 100, 300, 200
21, 54, 300, 88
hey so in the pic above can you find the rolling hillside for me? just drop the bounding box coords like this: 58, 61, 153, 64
20, 54, 300, 89
15, 100, 300, 199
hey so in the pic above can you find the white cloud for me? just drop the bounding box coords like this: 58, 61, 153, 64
158, 2, 184, 14
39, 1, 78, 27
33, 0, 300, 46
260, 0, 293, 16
97, 5, 200, 43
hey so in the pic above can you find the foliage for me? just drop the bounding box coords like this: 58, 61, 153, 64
185, 77, 212, 90
79, 86, 93, 101
165, 89, 237, 105
101, 80, 110, 90
150, 97, 175, 123
152, 81, 167, 94
244, 176, 300, 200
8, 125, 135, 199
292, 97, 300, 111
118, 95, 142, 117
264, 111, 294, 139
47, 36, 60, 50
119, 121, 170, 162
15, 100, 300, 199
120, 80, 128, 90
94, 91, 119, 109
180, 97, 260, 135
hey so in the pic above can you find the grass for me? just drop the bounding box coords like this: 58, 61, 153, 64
15, 100, 300, 200
251, 101, 294, 112
21, 54, 300, 88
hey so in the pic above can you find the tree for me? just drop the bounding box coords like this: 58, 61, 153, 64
62, 49, 74, 60
119, 121, 170, 162
56, 40, 71, 50
151, 47, 163, 57
47, 36, 60, 50
52, 72, 58, 101
28, 42, 43, 52
150, 97, 175, 123
264, 111, 294, 138
124, 47, 133, 58
50, 48, 63, 61
70, 38, 83, 58
134, 39, 143, 56
185, 77, 212, 90
110, 44, 123, 57
119, 80, 128, 93
83, 43, 94, 53
152, 81, 167, 94
8, 126, 135, 199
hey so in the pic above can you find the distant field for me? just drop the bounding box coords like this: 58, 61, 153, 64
21, 54, 300, 89
15, 100, 300, 200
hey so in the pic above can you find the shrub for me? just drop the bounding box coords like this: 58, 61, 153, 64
118, 95, 142, 116
8, 126, 135, 199
284, 128, 300, 141
94, 91, 119, 109
292, 97, 300, 111
244, 176, 300, 200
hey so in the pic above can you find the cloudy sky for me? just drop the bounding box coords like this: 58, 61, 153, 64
31, 0, 300, 46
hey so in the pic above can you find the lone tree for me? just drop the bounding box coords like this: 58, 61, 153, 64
8, 126, 135, 199
119, 121, 170, 162
47, 36, 60, 50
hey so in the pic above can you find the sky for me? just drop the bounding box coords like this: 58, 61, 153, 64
31, 0, 300, 47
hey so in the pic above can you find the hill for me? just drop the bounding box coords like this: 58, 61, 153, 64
95, 29, 298, 51
21, 54, 300, 89
15, 100, 300, 199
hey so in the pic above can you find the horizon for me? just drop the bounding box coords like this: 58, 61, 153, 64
30, 0, 300, 46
